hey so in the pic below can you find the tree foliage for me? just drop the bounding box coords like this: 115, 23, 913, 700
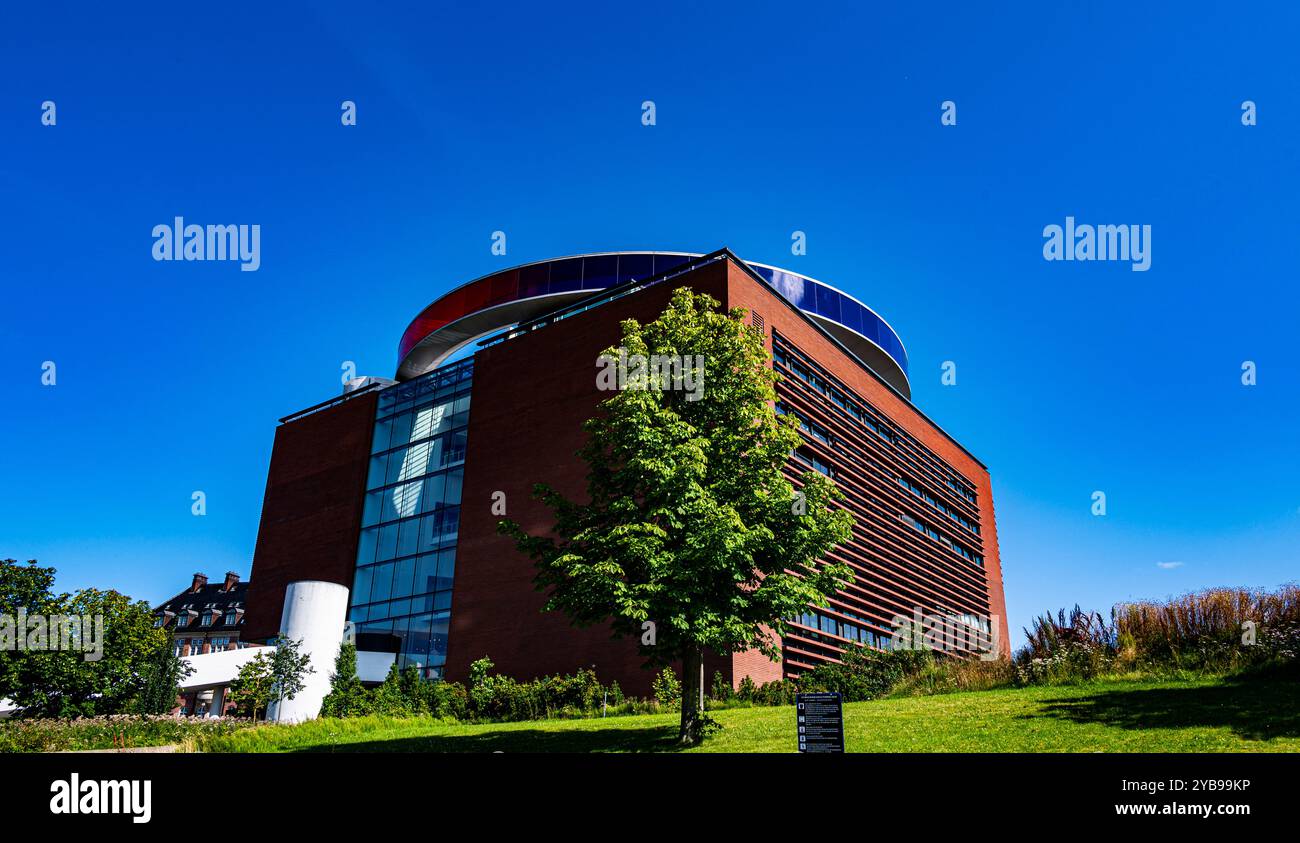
0, 559, 170, 718
500, 287, 855, 744
228, 652, 275, 720
269, 635, 314, 708
321, 643, 371, 718
135, 638, 194, 715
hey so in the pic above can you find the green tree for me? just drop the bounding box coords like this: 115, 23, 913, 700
321, 643, 371, 717
134, 638, 194, 715
228, 652, 275, 720
501, 287, 854, 745
0, 559, 169, 718
268, 635, 315, 716
371, 663, 417, 715
0, 560, 62, 704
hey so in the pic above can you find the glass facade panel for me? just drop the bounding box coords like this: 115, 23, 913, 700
352, 358, 473, 677
652, 253, 690, 275
519, 263, 549, 298
814, 284, 841, 323
616, 253, 653, 284
548, 258, 582, 293
582, 254, 618, 289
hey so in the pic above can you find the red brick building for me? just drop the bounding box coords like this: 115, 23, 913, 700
153, 571, 254, 715
245, 250, 1009, 697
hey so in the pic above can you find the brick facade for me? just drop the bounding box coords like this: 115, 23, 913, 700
243, 391, 378, 642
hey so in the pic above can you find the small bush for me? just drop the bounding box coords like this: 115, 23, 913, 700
321, 644, 372, 718
652, 667, 681, 710
799, 646, 933, 701
710, 671, 733, 702
754, 679, 797, 706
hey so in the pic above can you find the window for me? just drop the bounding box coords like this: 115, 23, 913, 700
901, 512, 983, 567
175, 614, 189, 628
153, 616, 165, 628
224, 611, 237, 625
898, 475, 981, 536
793, 448, 833, 477
773, 336, 894, 444
361, 362, 474, 671
200, 613, 212, 627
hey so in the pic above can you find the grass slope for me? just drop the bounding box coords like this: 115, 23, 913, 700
199, 674, 1300, 753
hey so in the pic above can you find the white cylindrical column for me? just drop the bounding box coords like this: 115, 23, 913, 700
266, 580, 349, 723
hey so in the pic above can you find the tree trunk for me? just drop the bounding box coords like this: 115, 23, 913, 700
679, 645, 704, 746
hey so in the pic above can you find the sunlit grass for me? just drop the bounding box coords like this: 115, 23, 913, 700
198, 674, 1300, 753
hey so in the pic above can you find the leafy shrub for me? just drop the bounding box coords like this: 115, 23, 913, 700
754, 679, 797, 706
799, 646, 933, 701
365, 664, 468, 719
321, 644, 372, 718
320, 654, 636, 724
651, 667, 681, 710
710, 670, 733, 702
465, 656, 619, 721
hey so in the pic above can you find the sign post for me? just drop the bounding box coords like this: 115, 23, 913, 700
795, 691, 845, 753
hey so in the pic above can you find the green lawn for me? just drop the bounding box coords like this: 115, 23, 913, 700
199, 674, 1300, 753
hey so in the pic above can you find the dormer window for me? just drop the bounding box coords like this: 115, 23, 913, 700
176, 614, 189, 628
224, 611, 237, 625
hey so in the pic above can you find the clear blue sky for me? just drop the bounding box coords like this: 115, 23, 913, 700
2, 2, 1296, 648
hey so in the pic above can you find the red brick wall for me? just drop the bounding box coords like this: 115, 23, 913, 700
244, 393, 378, 642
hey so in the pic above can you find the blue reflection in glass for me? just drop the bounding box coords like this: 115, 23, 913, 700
768, 269, 808, 308
838, 297, 863, 335
582, 255, 617, 289
519, 263, 549, 298
813, 284, 841, 324
617, 253, 653, 284
652, 254, 689, 275
548, 258, 582, 293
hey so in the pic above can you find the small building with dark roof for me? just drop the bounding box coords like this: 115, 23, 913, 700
154, 571, 254, 715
